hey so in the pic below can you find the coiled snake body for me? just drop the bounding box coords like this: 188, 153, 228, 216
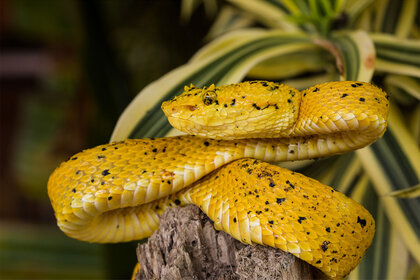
48, 81, 389, 279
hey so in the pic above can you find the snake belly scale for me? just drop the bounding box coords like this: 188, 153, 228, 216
48, 81, 389, 278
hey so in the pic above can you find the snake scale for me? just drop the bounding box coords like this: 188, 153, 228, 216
48, 81, 389, 279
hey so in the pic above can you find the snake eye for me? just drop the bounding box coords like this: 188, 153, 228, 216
203, 91, 217, 105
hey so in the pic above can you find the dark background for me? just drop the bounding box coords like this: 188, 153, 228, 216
0, 0, 214, 278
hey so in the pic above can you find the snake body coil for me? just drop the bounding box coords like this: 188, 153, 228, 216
48, 81, 389, 279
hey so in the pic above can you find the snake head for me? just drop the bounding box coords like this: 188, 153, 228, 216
162, 81, 301, 139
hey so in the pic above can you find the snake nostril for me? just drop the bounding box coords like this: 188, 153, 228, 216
186, 105, 198, 111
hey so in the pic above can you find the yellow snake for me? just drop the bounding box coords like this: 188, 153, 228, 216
48, 81, 389, 279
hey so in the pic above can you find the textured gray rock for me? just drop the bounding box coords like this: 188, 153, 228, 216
136, 205, 325, 280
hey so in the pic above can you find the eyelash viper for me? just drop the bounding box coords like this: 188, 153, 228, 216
48, 80, 389, 279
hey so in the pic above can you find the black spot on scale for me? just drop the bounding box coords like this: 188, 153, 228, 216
97, 155, 105, 159
152, 148, 158, 153
174, 199, 181, 205
316, 260, 321, 264
265, 201, 269, 205
351, 83, 363, 88
233, 217, 237, 223
71, 157, 78, 160
204, 141, 210, 147
321, 241, 330, 252
286, 180, 295, 189
230, 99, 236, 106
359, 97, 365, 102
102, 148, 107, 151
341, 93, 348, 98
268, 220, 274, 224
72, 188, 76, 193
108, 196, 113, 201
326, 227, 331, 232
313, 87, 320, 92
269, 181, 276, 188
357, 216, 367, 228
297, 217, 306, 224
102, 169, 110, 176
276, 198, 285, 204
287, 99, 291, 103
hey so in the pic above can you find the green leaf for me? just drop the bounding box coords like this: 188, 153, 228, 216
385, 184, 420, 198
356, 105, 420, 264
371, 33, 420, 77
246, 48, 328, 79
205, 6, 255, 40
394, 0, 418, 38
329, 30, 375, 81
180, 0, 218, 22
372, 0, 418, 38
384, 75, 420, 104
227, 0, 299, 30
349, 187, 411, 279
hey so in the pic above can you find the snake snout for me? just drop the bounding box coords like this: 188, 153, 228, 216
164, 105, 198, 116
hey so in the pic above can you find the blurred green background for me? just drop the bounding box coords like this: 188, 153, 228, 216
1, 0, 420, 279
0, 0, 213, 278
